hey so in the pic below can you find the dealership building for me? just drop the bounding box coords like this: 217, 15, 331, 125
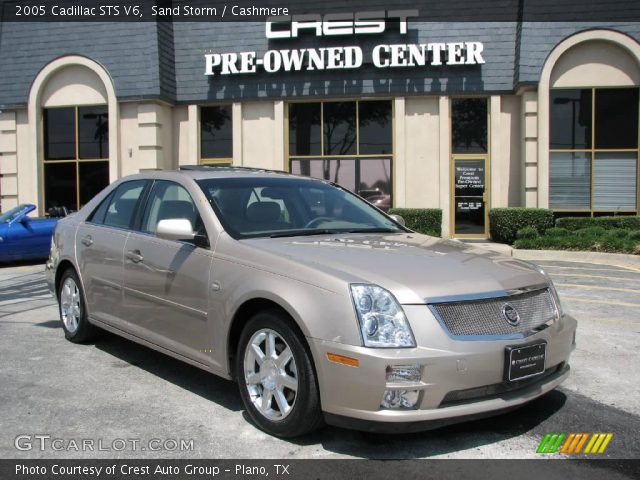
0, 12, 639, 238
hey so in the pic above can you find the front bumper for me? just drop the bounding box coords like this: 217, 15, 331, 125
308, 306, 577, 431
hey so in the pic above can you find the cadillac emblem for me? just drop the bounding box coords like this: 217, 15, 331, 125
502, 304, 521, 326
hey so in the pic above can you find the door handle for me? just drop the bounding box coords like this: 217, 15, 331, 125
81, 235, 93, 247
126, 250, 144, 263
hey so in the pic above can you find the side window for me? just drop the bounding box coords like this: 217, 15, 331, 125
87, 191, 114, 225
96, 180, 146, 229
141, 180, 204, 236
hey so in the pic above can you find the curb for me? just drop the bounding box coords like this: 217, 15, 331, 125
463, 242, 640, 269
513, 249, 640, 269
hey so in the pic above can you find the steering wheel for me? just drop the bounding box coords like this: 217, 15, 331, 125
304, 216, 333, 228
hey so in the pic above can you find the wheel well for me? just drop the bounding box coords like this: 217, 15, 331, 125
227, 298, 308, 380
54, 260, 76, 298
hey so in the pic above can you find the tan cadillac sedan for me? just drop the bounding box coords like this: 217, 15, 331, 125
46, 166, 576, 437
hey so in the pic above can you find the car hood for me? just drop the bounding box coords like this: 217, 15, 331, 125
243, 233, 547, 304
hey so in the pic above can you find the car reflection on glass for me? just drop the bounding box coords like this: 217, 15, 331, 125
46, 166, 576, 437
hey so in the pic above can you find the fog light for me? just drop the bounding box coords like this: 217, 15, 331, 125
386, 364, 422, 383
381, 389, 420, 409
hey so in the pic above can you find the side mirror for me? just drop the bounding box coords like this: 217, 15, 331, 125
389, 214, 406, 227
156, 219, 196, 242
20, 215, 31, 224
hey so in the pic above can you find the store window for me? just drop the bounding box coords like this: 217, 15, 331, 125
288, 100, 393, 211
201, 105, 232, 164
550, 88, 639, 214
43, 106, 110, 211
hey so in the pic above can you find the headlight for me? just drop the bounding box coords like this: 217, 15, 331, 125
530, 263, 564, 319
350, 284, 416, 348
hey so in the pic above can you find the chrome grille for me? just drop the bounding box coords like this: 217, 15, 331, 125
430, 288, 557, 337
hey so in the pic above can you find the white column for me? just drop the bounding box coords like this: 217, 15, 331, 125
393, 97, 406, 208
187, 104, 199, 165
0, 111, 18, 210
438, 96, 450, 238
522, 91, 539, 207
232, 102, 243, 166
490, 95, 501, 208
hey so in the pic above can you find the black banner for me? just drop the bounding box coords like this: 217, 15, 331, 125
2, 459, 640, 480
1, 0, 640, 22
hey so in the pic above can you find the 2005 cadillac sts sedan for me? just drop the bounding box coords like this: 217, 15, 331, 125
46, 166, 576, 437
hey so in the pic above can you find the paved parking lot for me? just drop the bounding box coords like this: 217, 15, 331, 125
0, 258, 638, 459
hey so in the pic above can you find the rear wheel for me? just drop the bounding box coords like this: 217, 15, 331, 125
236, 310, 323, 437
58, 269, 97, 343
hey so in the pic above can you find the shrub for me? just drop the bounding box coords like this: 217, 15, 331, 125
545, 227, 569, 237
489, 208, 554, 244
629, 230, 640, 241
556, 216, 640, 231
555, 217, 595, 231
575, 226, 607, 237
513, 227, 640, 254
516, 226, 539, 240
607, 228, 631, 239
596, 216, 640, 230
388, 208, 442, 237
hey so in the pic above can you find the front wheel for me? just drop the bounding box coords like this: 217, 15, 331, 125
58, 268, 97, 343
236, 311, 323, 437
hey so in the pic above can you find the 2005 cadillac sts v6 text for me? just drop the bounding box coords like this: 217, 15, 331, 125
46, 166, 576, 437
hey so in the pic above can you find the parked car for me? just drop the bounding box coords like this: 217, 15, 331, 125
46, 167, 576, 437
0, 204, 64, 262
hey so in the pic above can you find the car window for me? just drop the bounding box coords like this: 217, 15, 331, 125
90, 180, 146, 229
87, 191, 114, 225
0, 204, 29, 223
140, 180, 205, 236
197, 177, 403, 239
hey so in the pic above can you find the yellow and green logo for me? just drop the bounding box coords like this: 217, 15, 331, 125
537, 432, 613, 454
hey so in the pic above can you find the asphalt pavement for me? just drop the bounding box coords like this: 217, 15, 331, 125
0, 259, 638, 460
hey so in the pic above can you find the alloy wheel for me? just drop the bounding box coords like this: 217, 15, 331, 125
243, 328, 298, 421
60, 277, 81, 334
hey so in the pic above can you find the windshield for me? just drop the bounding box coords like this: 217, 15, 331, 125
0, 204, 29, 223
196, 177, 406, 239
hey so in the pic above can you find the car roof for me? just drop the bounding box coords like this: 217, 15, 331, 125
133, 165, 322, 183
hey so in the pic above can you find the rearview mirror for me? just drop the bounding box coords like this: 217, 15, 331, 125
389, 214, 405, 227
156, 219, 196, 242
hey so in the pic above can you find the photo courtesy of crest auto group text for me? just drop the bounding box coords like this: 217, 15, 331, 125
0, 0, 639, 479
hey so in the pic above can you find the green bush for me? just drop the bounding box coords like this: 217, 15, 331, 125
629, 230, 640, 241
575, 226, 607, 237
489, 208, 554, 244
608, 228, 631, 239
516, 226, 539, 240
545, 227, 569, 237
513, 225, 640, 254
556, 216, 640, 231
388, 208, 442, 237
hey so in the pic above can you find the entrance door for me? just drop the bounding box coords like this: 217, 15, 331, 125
453, 158, 488, 237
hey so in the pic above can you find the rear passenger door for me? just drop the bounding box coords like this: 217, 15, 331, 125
76, 180, 148, 330
123, 180, 213, 366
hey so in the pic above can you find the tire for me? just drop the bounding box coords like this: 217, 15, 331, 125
57, 268, 97, 343
236, 310, 324, 437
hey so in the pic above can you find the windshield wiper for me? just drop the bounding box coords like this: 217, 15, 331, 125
342, 227, 400, 233
267, 227, 400, 238
268, 229, 340, 238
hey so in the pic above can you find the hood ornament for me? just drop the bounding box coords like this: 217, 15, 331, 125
502, 304, 521, 326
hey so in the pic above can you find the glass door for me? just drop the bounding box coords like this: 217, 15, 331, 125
453, 158, 488, 237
